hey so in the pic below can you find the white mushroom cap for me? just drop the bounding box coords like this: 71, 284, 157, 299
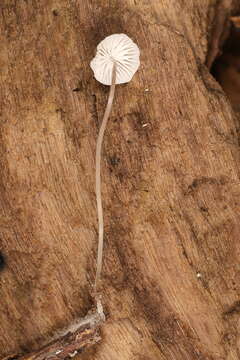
90, 33, 140, 86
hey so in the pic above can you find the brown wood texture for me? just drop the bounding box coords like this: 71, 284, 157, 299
0, 1, 240, 359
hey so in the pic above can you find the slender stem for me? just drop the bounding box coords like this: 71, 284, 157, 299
94, 63, 116, 294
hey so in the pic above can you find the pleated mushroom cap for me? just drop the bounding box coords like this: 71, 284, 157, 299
90, 33, 140, 85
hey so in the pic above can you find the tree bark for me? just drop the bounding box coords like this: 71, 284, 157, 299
0, 1, 240, 359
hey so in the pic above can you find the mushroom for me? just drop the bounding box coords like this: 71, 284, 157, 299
90, 34, 140, 295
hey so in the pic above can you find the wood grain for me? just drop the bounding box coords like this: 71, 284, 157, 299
0, 1, 240, 359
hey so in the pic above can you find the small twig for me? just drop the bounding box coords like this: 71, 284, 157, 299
2, 311, 104, 360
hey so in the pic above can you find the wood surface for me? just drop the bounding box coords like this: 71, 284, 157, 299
0, 1, 240, 359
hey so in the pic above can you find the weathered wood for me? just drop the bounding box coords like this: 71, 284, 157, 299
0, 1, 240, 359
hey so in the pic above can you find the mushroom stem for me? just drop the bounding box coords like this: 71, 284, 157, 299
94, 63, 116, 294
